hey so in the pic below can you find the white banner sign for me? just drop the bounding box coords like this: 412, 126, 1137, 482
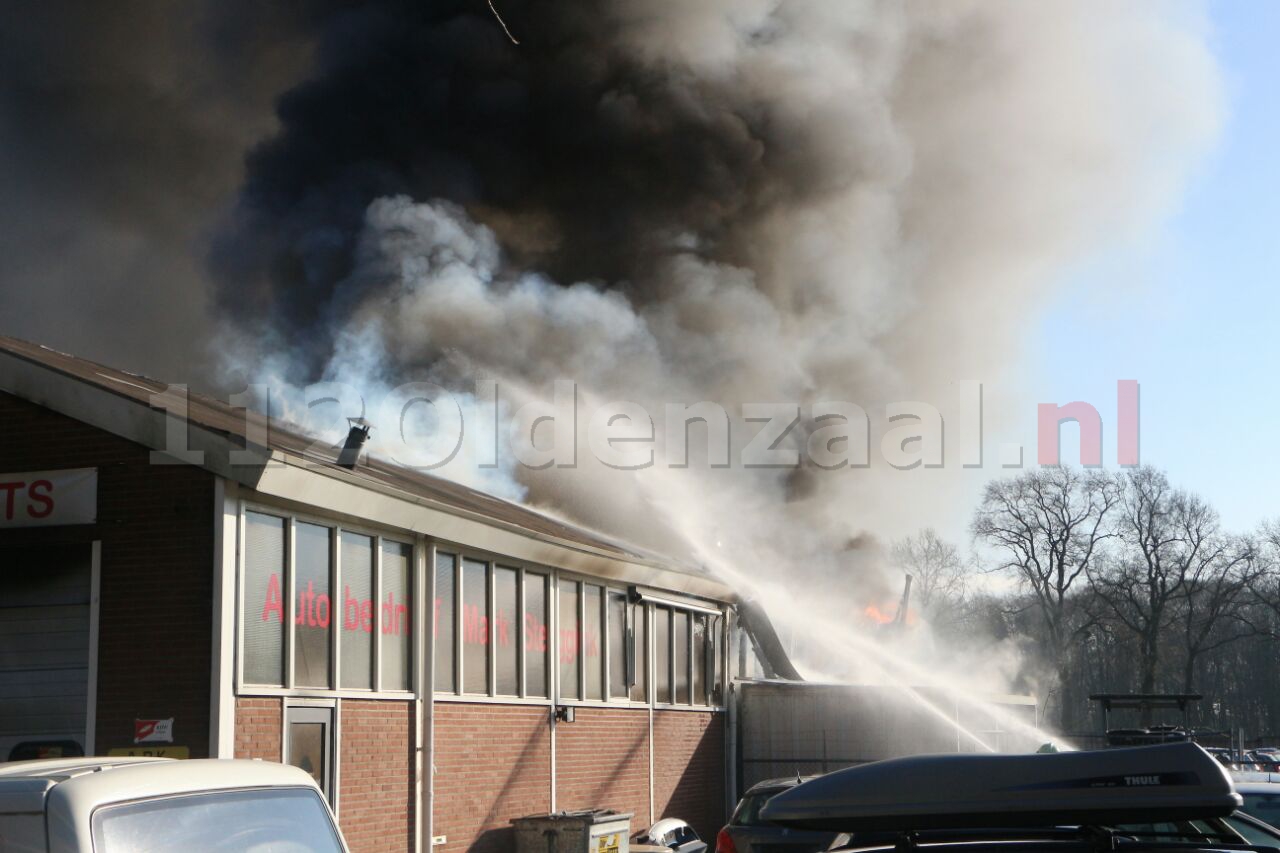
0, 468, 97, 528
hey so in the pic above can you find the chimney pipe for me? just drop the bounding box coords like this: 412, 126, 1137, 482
337, 417, 373, 469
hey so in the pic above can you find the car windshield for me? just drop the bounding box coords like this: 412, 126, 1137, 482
91, 787, 344, 852
1241, 793, 1280, 824
733, 789, 788, 827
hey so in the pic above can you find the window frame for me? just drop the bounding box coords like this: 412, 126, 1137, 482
236, 502, 417, 700
429, 539, 727, 711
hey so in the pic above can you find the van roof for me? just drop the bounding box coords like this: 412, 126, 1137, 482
0, 758, 319, 815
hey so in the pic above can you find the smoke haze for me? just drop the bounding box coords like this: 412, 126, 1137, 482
0, 1, 1222, 686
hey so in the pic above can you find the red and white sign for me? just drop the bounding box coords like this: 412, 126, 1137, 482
0, 468, 97, 529
134, 718, 175, 744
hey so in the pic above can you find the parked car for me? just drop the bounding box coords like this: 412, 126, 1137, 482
0, 756, 347, 852
759, 742, 1263, 853
636, 817, 709, 852
716, 776, 844, 853
1233, 778, 1280, 827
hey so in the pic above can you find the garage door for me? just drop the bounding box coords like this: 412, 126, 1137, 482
0, 544, 92, 760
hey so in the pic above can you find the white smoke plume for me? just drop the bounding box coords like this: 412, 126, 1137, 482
207, 0, 1222, 692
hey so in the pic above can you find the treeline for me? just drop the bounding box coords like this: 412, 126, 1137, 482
895, 467, 1280, 742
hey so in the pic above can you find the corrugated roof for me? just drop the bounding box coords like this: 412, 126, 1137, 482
0, 336, 720, 590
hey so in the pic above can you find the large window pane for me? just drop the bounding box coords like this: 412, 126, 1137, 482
608, 592, 627, 699
380, 542, 413, 691
629, 603, 647, 703
655, 607, 671, 704
674, 610, 690, 704
339, 533, 374, 690
434, 553, 457, 693
558, 581, 580, 700
495, 567, 519, 696
462, 559, 489, 694
583, 585, 603, 700
525, 574, 549, 698
244, 512, 286, 686
693, 614, 708, 706
294, 523, 332, 688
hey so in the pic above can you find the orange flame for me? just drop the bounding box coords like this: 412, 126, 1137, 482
864, 604, 895, 624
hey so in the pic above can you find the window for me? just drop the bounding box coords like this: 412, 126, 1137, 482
427, 554, 723, 708
652, 604, 723, 707
381, 541, 413, 691
462, 559, 489, 694
693, 613, 708, 706
494, 567, 519, 696
655, 607, 671, 704
434, 552, 457, 692
294, 523, 332, 688
630, 602, 648, 703
244, 512, 286, 686
608, 592, 627, 699
238, 509, 414, 694
285, 704, 334, 801
339, 533, 374, 690
673, 610, 690, 704
558, 581, 580, 700
583, 585, 603, 700
93, 788, 344, 853
525, 573, 549, 698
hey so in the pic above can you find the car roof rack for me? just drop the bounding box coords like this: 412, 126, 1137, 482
761, 742, 1240, 834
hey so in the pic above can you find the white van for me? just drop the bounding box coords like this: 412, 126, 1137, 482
0, 757, 348, 852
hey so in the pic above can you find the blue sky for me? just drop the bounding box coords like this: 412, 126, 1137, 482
1025, 1, 1280, 536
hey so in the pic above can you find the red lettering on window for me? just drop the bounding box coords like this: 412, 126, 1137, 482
262, 573, 284, 623
26, 480, 54, 519
316, 593, 331, 628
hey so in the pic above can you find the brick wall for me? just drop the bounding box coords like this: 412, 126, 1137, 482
234, 696, 282, 761
432, 703, 551, 853
339, 699, 414, 853
0, 391, 215, 756
555, 706, 650, 826
653, 710, 726, 841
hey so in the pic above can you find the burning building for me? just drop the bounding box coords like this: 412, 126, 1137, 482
0, 336, 798, 850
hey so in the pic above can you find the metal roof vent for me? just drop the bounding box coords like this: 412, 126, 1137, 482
337, 417, 373, 469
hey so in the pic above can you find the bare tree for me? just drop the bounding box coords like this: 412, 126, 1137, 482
972, 467, 1122, 730
1177, 534, 1259, 695
1091, 468, 1250, 715
891, 528, 968, 618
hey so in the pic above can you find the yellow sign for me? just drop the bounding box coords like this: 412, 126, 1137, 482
597, 833, 621, 853
107, 746, 190, 759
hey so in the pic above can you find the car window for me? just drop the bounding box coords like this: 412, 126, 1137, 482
1112, 818, 1238, 844
1225, 814, 1280, 847
1242, 793, 1280, 823
92, 786, 345, 852
732, 790, 786, 827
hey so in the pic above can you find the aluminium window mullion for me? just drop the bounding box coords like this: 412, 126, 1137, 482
488, 562, 497, 697
603, 589, 612, 703
518, 568, 527, 699
331, 530, 341, 691
454, 555, 464, 696
578, 581, 586, 701
285, 517, 296, 690
373, 538, 384, 693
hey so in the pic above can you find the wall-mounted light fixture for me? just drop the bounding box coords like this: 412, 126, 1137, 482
553, 705, 575, 724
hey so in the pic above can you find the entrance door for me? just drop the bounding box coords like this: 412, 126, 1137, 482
0, 544, 92, 760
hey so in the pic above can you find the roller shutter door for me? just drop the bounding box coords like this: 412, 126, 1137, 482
0, 544, 91, 760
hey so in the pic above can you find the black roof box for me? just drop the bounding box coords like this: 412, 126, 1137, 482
760, 742, 1239, 832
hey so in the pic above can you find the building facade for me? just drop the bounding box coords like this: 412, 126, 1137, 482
0, 337, 736, 852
